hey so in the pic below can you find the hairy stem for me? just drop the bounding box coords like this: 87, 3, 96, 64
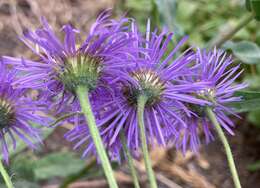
120, 132, 140, 188
0, 160, 13, 188
206, 107, 241, 188
137, 95, 158, 188
76, 86, 118, 188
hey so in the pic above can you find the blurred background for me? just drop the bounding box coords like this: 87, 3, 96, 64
0, 0, 259, 187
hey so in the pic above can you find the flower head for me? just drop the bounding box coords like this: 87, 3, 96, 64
0, 63, 45, 163
176, 48, 247, 153
3, 10, 133, 114
65, 22, 209, 160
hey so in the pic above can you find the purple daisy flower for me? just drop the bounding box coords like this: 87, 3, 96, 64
65, 22, 209, 160
2, 10, 133, 115
176, 48, 247, 154
0, 63, 45, 163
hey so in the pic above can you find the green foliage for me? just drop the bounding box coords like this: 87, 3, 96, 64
224, 41, 260, 64
125, 0, 153, 11
11, 154, 36, 181
13, 181, 40, 188
120, 0, 181, 37
244, 75, 260, 89
120, 0, 259, 47
155, 0, 183, 36
231, 98, 260, 113
175, 0, 259, 47
246, 0, 253, 11
246, 0, 260, 20
235, 90, 260, 100
251, 0, 260, 20
119, 0, 153, 32
1, 181, 40, 188
1, 151, 89, 186
34, 152, 86, 181
230, 91, 260, 113
230, 90, 260, 129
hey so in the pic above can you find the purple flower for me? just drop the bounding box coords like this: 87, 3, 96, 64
0, 63, 45, 163
2, 10, 133, 114
65, 22, 209, 160
176, 48, 247, 154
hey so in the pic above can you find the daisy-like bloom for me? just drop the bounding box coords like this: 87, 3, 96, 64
0, 63, 45, 163
176, 48, 247, 154
2, 10, 133, 114
65, 22, 210, 160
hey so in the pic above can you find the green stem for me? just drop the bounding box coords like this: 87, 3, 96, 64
120, 132, 140, 188
206, 107, 241, 188
59, 158, 96, 188
76, 86, 118, 188
137, 95, 158, 188
0, 160, 13, 188
210, 13, 254, 48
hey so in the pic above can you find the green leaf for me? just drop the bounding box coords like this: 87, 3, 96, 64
10, 154, 36, 181
34, 152, 85, 181
224, 41, 260, 64
231, 99, 260, 112
248, 160, 260, 171
230, 91, 260, 112
234, 90, 260, 100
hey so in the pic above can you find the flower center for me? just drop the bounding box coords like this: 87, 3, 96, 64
197, 88, 216, 103
57, 54, 102, 93
124, 69, 165, 106
189, 88, 216, 117
0, 98, 15, 128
